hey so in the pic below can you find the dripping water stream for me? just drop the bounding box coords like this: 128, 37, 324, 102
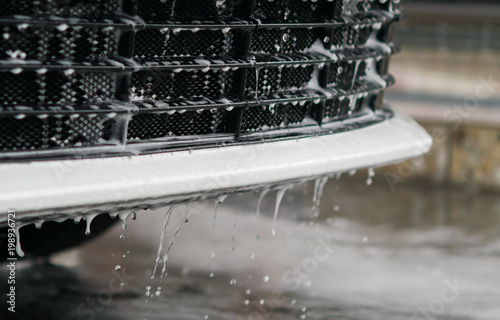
312, 177, 329, 217
271, 187, 288, 236
151, 206, 176, 279
161, 203, 192, 278
255, 188, 270, 223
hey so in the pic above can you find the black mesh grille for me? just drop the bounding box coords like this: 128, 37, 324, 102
131, 70, 233, 101
245, 66, 314, 96
326, 60, 366, 90
250, 28, 317, 54
127, 109, 226, 140
341, 0, 370, 15
323, 95, 364, 120
0, 115, 107, 151
2, 0, 120, 19
137, 0, 237, 22
0, 0, 399, 158
134, 29, 233, 60
241, 102, 312, 132
0, 25, 117, 62
254, 0, 321, 19
0, 71, 114, 107
331, 25, 374, 48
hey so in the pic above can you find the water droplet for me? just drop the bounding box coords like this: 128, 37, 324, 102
246, 289, 251, 295
333, 205, 340, 212
84, 214, 97, 236
244, 299, 250, 305
115, 265, 121, 271
209, 273, 214, 278
155, 286, 162, 296
363, 236, 368, 242
259, 299, 265, 305
263, 276, 270, 283
230, 279, 237, 286
282, 33, 290, 42
119, 234, 125, 239
366, 167, 375, 186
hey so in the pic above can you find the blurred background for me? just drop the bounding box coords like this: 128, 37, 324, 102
385, 0, 500, 191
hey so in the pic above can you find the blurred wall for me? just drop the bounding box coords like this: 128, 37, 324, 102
383, 0, 500, 191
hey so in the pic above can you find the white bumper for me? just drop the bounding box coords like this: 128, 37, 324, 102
0, 111, 431, 223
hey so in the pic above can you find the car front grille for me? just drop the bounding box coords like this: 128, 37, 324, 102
0, 0, 401, 160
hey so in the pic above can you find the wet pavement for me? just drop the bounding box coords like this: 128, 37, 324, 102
2, 172, 500, 320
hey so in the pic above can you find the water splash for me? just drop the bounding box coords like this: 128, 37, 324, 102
161, 204, 192, 278
255, 188, 270, 223
151, 206, 176, 279
272, 187, 288, 236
